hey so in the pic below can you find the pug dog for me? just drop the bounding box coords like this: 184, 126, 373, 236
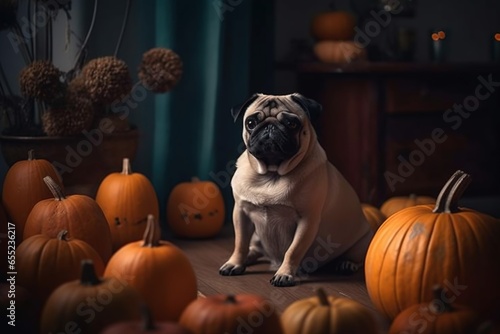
219, 93, 373, 287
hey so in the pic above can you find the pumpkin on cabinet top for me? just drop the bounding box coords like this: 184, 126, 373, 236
280, 288, 378, 334
16, 230, 105, 303
41, 260, 142, 334
310, 10, 357, 41
380, 193, 436, 217
389, 285, 482, 334
167, 177, 225, 238
179, 293, 283, 334
96, 158, 159, 252
23, 176, 113, 262
365, 170, 500, 319
1, 149, 64, 238
104, 214, 198, 322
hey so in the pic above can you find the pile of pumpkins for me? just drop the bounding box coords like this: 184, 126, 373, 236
310, 8, 367, 64
1, 150, 499, 333
361, 170, 500, 333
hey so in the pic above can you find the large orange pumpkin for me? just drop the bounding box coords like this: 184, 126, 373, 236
96, 158, 160, 251
16, 230, 105, 303
380, 193, 435, 217
389, 285, 482, 334
104, 214, 198, 322
40, 260, 142, 334
1, 149, 64, 238
179, 294, 283, 334
365, 170, 500, 319
310, 10, 356, 41
23, 176, 113, 262
280, 288, 378, 334
167, 177, 225, 238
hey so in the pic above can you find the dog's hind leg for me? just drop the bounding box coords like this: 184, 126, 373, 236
245, 233, 264, 266
333, 228, 373, 275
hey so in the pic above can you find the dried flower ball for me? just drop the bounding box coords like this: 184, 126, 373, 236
42, 78, 95, 136
82, 56, 132, 105
138, 47, 183, 93
19, 60, 63, 103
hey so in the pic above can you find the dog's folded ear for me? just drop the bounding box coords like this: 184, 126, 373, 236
291, 93, 322, 120
231, 93, 260, 122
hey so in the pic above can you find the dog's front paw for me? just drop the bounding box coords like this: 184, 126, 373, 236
270, 273, 296, 287
219, 262, 246, 276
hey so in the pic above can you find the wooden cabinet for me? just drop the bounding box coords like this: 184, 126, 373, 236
292, 62, 500, 205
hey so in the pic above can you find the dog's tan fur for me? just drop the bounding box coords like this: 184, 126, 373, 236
219, 93, 372, 286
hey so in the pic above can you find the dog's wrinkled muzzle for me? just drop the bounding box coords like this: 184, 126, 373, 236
247, 123, 298, 167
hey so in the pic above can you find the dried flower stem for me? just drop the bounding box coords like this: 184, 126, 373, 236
114, 0, 131, 57
12, 22, 33, 64
0, 63, 13, 97
73, 0, 99, 71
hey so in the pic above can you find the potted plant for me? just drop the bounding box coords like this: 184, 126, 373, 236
0, 0, 182, 196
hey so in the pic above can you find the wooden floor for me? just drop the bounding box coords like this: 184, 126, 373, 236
173, 226, 391, 333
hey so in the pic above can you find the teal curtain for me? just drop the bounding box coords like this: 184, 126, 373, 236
143, 0, 274, 226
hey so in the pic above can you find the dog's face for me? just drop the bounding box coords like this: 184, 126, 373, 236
232, 93, 322, 175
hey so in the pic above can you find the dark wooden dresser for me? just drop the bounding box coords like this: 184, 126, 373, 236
289, 61, 500, 205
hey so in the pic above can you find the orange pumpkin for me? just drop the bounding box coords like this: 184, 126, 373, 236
389, 285, 482, 334
310, 10, 356, 41
313, 40, 366, 64
41, 260, 142, 334
167, 177, 225, 238
179, 294, 283, 334
17, 230, 105, 302
365, 170, 500, 319
0, 202, 10, 278
23, 176, 113, 262
1, 149, 64, 238
361, 203, 386, 232
280, 288, 378, 334
96, 158, 160, 251
104, 214, 198, 321
380, 193, 435, 217
101, 306, 193, 334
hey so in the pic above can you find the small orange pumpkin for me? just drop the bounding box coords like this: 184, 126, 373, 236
365, 170, 500, 319
1, 149, 64, 238
96, 158, 160, 251
179, 294, 283, 334
310, 10, 357, 41
280, 288, 378, 334
16, 230, 105, 302
389, 285, 482, 334
361, 203, 386, 232
167, 177, 225, 238
380, 193, 436, 217
23, 176, 113, 262
101, 306, 193, 334
41, 260, 142, 334
104, 214, 198, 322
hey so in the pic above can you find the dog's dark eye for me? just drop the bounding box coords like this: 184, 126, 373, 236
245, 118, 258, 130
284, 119, 299, 129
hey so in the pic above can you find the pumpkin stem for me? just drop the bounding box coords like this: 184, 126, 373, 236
191, 176, 200, 182
430, 285, 453, 313
28, 149, 35, 160
80, 260, 102, 286
225, 295, 237, 304
57, 230, 69, 241
142, 214, 161, 247
140, 304, 156, 331
43, 176, 66, 201
316, 288, 330, 306
121, 158, 132, 175
432, 170, 467, 213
